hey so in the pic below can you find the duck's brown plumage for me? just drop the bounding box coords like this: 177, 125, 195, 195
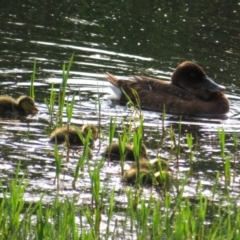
106, 61, 229, 115
0, 95, 38, 115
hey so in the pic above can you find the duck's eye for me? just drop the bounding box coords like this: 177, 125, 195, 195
190, 73, 195, 78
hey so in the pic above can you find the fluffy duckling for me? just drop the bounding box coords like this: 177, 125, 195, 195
122, 158, 172, 188
103, 142, 148, 161
0, 95, 38, 115
49, 124, 98, 145
130, 158, 169, 172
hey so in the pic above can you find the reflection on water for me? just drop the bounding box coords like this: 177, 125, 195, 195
0, 0, 240, 236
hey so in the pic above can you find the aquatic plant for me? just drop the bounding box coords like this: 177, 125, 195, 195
30, 59, 36, 99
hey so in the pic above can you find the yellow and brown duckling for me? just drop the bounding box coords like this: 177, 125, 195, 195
0, 95, 38, 116
122, 158, 172, 188
129, 158, 170, 172
103, 142, 148, 161
49, 124, 98, 145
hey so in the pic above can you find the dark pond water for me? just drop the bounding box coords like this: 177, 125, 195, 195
1, 0, 240, 235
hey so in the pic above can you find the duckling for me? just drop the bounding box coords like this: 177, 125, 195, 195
130, 158, 170, 172
103, 142, 148, 161
122, 158, 172, 188
0, 95, 38, 115
49, 124, 98, 145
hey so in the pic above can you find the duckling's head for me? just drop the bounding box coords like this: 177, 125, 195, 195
171, 61, 225, 92
154, 171, 173, 189
81, 124, 99, 140
17, 96, 38, 115
149, 158, 170, 171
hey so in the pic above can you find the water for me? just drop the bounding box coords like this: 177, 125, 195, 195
0, 0, 240, 235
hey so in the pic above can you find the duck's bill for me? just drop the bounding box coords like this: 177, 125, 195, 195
202, 76, 225, 91
32, 107, 39, 114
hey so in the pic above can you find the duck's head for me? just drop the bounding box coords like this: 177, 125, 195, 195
17, 96, 38, 115
81, 124, 99, 140
171, 61, 225, 92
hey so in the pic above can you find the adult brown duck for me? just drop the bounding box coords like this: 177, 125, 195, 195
0, 95, 38, 116
105, 61, 229, 115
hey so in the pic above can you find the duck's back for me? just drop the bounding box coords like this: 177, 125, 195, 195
123, 82, 228, 115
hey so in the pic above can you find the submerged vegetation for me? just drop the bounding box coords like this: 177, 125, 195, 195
1, 56, 240, 239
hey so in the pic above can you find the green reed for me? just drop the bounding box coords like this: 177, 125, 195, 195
66, 94, 75, 124
232, 132, 238, 180
45, 83, 57, 130
136, 196, 153, 237
94, 83, 102, 151
58, 54, 74, 124
125, 187, 141, 232
218, 127, 225, 160
121, 87, 137, 109
118, 121, 129, 175
224, 156, 231, 186
72, 126, 92, 189
105, 188, 115, 239
107, 117, 116, 163
44, 54, 74, 132
169, 125, 180, 168
211, 171, 220, 202
130, 88, 142, 116
177, 120, 182, 162
132, 116, 144, 161
218, 127, 232, 187
53, 143, 62, 189
161, 104, 166, 132
64, 94, 76, 161
109, 117, 116, 144
186, 132, 194, 174
1, 164, 27, 239
133, 116, 144, 187
2, 151, 240, 239
87, 158, 106, 239
30, 58, 36, 99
